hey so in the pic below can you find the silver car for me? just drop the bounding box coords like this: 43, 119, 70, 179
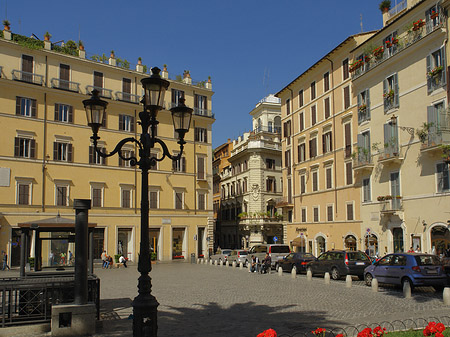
210, 249, 232, 263
227, 250, 249, 266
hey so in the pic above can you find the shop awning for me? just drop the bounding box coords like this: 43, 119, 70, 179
18, 215, 96, 229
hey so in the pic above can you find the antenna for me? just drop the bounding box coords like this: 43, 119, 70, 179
360, 14, 363, 33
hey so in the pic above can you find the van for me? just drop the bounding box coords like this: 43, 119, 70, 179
247, 244, 291, 268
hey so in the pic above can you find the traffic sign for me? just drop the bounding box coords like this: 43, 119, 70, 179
273, 236, 278, 243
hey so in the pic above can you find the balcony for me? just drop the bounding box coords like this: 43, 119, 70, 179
427, 69, 446, 93
275, 197, 293, 208
358, 106, 370, 124
193, 107, 215, 118
353, 153, 374, 173
378, 145, 403, 165
386, 0, 407, 21
379, 197, 403, 216
51, 78, 80, 92
12, 69, 43, 85
420, 110, 450, 153
352, 13, 445, 80
85, 85, 112, 99
116, 91, 141, 104
254, 125, 281, 135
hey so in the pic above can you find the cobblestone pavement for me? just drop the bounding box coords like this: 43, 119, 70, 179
94, 261, 450, 337
3, 262, 450, 337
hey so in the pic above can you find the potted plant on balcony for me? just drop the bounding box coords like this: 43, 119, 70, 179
431, 9, 439, 19
428, 65, 443, 78
442, 145, 450, 164
416, 122, 433, 144
44, 31, 51, 41
373, 46, 384, 59
377, 196, 386, 202
379, 0, 391, 13
412, 19, 425, 31
3, 19, 10, 31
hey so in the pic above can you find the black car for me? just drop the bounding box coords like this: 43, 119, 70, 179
277, 252, 316, 273
306, 250, 371, 280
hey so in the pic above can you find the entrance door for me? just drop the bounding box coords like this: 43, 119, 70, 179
118, 228, 133, 261
431, 226, 450, 256
172, 228, 185, 259
345, 235, 357, 251
365, 234, 378, 257
93, 228, 104, 260
149, 228, 160, 260
393, 227, 404, 253
198, 227, 205, 258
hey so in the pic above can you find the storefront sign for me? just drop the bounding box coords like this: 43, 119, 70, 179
295, 227, 307, 233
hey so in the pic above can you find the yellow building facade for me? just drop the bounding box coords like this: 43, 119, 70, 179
0, 30, 214, 266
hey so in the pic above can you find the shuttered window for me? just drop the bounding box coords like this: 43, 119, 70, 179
122, 189, 131, 208
54, 103, 73, 123
437, 163, 449, 192
53, 142, 73, 162
300, 174, 306, 194
343, 58, 349, 80
309, 138, 317, 158
346, 162, 353, 185
299, 112, 304, 131
299, 90, 304, 107
94, 71, 103, 88
324, 97, 330, 119
175, 191, 183, 209
327, 205, 333, 222
198, 193, 206, 210
286, 99, 290, 115
15, 137, 36, 158
363, 178, 371, 202
344, 86, 350, 109
347, 203, 354, 221
119, 115, 135, 132
59, 64, 70, 90
313, 207, 319, 222
298, 143, 306, 163
311, 82, 316, 100
311, 105, 317, 125
56, 186, 68, 206
149, 191, 159, 209
172, 157, 186, 172
18, 183, 30, 205
324, 72, 330, 92
344, 123, 352, 158
326, 167, 332, 189
312, 171, 318, 192
92, 188, 102, 207
197, 157, 205, 180
16, 97, 37, 117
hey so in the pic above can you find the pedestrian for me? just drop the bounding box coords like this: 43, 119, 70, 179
60, 252, 66, 265
261, 252, 271, 274
250, 255, 259, 273
119, 254, 128, 268
101, 250, 107, 268
49, 251, 54, 266
107, 255, 113, 269
2, 251, 10, 271
68, 250, 73, 265
407, 246, 414, 253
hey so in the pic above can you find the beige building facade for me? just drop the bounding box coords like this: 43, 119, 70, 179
0, 29, 214, 266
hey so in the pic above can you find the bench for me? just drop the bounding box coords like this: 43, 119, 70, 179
115, 263, 125, 268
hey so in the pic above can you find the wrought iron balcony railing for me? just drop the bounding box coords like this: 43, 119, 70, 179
115, 91, 141, 104
51, 78, 80, 92
193, 107, 214, 118
12, 69, 43, 85
85, 85, 113, 99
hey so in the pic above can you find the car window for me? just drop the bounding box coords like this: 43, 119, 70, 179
378, 255, 392, 266
392, 255, 407, 266
334, 252, 344, 260
271, 245, 290, 254
347, 252, 369, 261
318, 253, 328, 261
255, 246, 267, 253
223, 250, 232, 255
415, 255, 441, 266
286, 253, 294, 259
239, 251, 248, 255
301, 253, 315, 258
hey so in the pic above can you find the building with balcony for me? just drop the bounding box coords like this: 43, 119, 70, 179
217, 94, 283, 249
352, 0, 450, 256
276, 32, 375, 256
0, 28, 215, 266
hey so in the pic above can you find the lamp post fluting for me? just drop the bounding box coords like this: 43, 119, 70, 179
83, 67, 192, 337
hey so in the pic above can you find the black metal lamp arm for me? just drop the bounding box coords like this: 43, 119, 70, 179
91, 134, 141, 166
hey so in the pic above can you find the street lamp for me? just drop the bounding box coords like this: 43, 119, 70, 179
83, 67, 192, 337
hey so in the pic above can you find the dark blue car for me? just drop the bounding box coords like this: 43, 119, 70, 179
364, 253, 447, 291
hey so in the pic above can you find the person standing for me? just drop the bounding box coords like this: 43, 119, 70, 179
2, 251, 10, 271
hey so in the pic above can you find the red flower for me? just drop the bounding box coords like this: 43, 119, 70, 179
436, 323, 445, 333
336, 334, 344, 337
435, 333, 444, 337
373, 326, 386, 337
257, 329, 277, 337
312, 328, 326, 335
358, 328, 373, 337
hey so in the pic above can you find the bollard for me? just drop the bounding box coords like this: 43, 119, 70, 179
247, 263, 252, 272
403, 280, 412, 299
278, 267, 283, 276
225, 261, 229, 267
345, 275, 352, 288
232, 261, 237, 268
197, 259, 200, 264
324, 272, 331, 285
291, 267, 296, 279
219, 260, 223, 267
239, 262, 244, 270
306, 269, 312, 281
444, 287, 450, 305
372, 278, 378, 292
210, 259, 213, 265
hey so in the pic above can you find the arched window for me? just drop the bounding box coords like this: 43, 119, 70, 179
316, 236, 326, 256
431, 225, 450, 256
393, 227, 404, 253
345, 235, 357, 251
365, 234, 378, 257
274, 116, 281, 134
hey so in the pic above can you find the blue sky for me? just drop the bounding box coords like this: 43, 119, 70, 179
2, 0, 385, 148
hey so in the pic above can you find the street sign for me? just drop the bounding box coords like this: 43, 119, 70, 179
273, 236, 278, 243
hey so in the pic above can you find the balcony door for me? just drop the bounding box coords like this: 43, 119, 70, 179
390, 171, 400, 209
59, 64, 70, 90
22, 55, 33, 82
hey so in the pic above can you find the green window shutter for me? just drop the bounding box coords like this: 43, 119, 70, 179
16, 97, 21, 115
31, 99, 37, 117
55, 103, 59, 121
30, 139, 36, 158
14, 137, 20, 156
68, 144, 73, 162
426, 54, 432, 93
393, 74, 399, 108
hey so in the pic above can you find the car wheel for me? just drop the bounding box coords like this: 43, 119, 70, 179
402, 277, 414, 292
365, 273, 373, 287
331, 267, 341, 280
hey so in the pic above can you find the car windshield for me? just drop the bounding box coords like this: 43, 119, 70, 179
222, 250, 232, 255
271, 246, 290, 253
347, 252, 370, 261
415, 255, 441, 266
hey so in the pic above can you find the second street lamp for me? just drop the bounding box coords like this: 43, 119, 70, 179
83, 67, 193, 337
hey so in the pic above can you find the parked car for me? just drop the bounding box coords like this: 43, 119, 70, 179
247, 244, 291, 268
227, 249, 248, 266
364, 253, 447, 291
210, 249, 232, 263
277, 252, 316, 273
306, 250, 371, 280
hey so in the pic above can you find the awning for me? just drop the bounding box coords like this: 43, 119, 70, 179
291, 236, 306, 247
18, 215, 96, 229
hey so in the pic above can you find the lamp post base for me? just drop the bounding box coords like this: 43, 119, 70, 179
132, 293, 159, 337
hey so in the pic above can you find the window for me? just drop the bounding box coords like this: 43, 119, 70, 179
342, 58, 349, 80
150, 151, 158, 170
122, 78, 131, 101
175, 190, 184, 209
383, 121, 399, 157
286, 98, 291, 115
383, 31, 398, 57
172, 89, 185, 107
56, 185, 68, 206
194, 94, 208, 115
266, 159, 276, 169
53, 142, 73, 162
310, 82, 316, 100
17, 181, 31, 205
172, 156, 186, 172
312, 170, 318, 192
343, 86, 350, 109
344, 123, 352, 158
283, 120, 292, 140
346, 203, 354, 220
59, 64, 70, 90
390, 171, 401, 209
299, 90, 304, 107
426, 4, 442, 33
121, 188, 131, 208
309, 137, 317, 159
325, 166, 332, 189
311, 105, 317, 126
197, 157, 205, 180
327, 205, 333, 222
383, 73, 399, 111
16, 97, 36, 117
300, 173, 306, 194
14, 137, 36, 158
243, 178, 248, 193
357, 89, 370, 124
54, 103, 73, 123
299, 112, 305, 131
313, 207, 319, 222
150, 188, 159, 209
89, 146, 106, 165
437, 163, 450, 192
119, 115, 135, 132
427, 47, 446, 93
92, 187, 103, 207
198, 192, 206, 210
301, 207, 307, 222
324, 72, 330, 92
322, 131, 332, 154
285, 150, 291, 175
21, 55, 33, 82
94, 71, 103, 88
195, 127, 208, 143
324, 97, 330, 119
346, 162, 353, 185
298, 143, 306, 163
363, 178, 371, 202
119, 149, 135, 167
357, 131, 371, 163
266, 177, 276, 192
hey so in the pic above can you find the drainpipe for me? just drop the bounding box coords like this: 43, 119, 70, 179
325, 57, 338, 215
287, 88, 294, 227
42, 56, 49, 212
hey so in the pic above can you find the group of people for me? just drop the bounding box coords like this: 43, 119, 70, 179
101, 250, 127, 268
49, 250, 74, 266
249, 253, 271, 274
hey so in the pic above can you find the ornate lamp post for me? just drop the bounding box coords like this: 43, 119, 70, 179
83, 67, 192, 336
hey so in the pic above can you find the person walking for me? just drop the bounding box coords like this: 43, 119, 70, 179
2, 251, 10, 271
